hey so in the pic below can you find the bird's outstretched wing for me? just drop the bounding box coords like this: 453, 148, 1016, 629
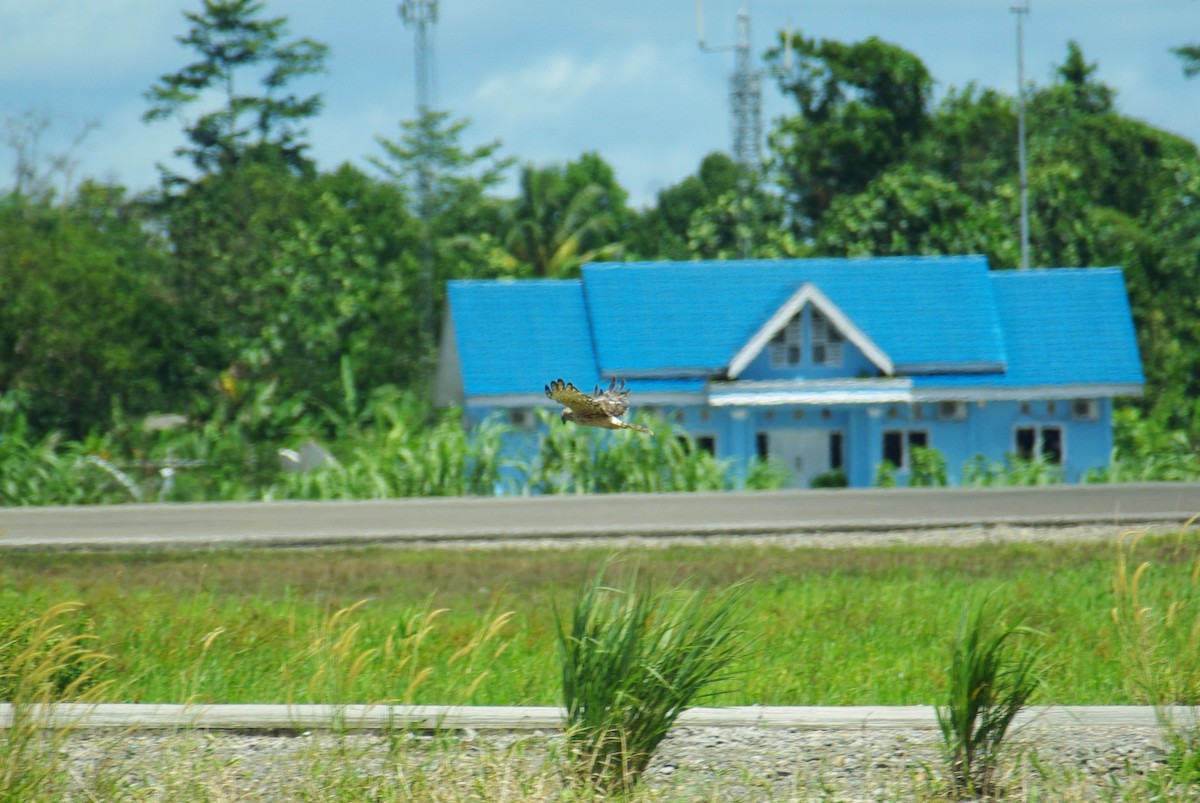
545, 378, 607, 415
591, 378, 632, 417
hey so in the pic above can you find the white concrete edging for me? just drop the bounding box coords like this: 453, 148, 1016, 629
1, 704, 1195, 732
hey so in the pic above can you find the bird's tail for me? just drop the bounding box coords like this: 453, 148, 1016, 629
621, 422, 653, 435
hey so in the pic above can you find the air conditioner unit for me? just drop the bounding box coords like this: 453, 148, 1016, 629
1070, 399, 1099, 421
937, 401, 967, 421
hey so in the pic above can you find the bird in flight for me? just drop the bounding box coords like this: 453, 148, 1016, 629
545, 378, 653, 435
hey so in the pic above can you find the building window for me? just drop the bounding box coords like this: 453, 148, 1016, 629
755, 432, 769, 459
769, 313, 803, 367
681, 435, 717, 455
508, 409, 534, 429
1015, 425, 1063, 463
829, 431, 844, 470
883, 429, 928, 469
811, 310, 844, 366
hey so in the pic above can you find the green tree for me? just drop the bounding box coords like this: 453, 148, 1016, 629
505, 153, 628, 277
1171, 40, 1200, 78
372, 111, 516, 378
909, 84, 1017, 200
0, 187, 186, 433
144, 0, 328, 177
629, 152, 740, 259
768, 32, 933, 235
814, 164, 1014, 261
159, 155, 431, 404
371, 109, 515, 278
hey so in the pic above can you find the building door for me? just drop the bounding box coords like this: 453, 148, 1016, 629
759, 429, 841, 488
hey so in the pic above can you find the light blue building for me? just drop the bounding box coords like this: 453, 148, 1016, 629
435, 255, 1144, 487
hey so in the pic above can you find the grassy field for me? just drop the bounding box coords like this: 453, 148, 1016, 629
1, 527, 1197, 708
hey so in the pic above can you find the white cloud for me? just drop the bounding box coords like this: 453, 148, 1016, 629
469, 43, 663, 126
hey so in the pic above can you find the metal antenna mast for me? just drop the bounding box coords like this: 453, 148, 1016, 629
697, 1, 762, 257
1012, 1, 1031, 269
399, 0, 439, 379
400, 0, 438, 113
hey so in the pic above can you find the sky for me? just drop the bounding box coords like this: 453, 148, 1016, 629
3, 0, 1200, 208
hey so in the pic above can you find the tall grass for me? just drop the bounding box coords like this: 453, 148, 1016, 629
526, 409, 785, 493
554, 561, 749, 795
0, 376, 789, 504
1111, 524, 1200, 795
936, 593, 1044, 798
0, 602, 112, 801
0, 537, 1185, 706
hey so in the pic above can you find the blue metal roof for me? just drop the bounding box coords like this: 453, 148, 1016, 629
443, 258, 1143, 400
581, 255, 1006, 375
911, 267, 1143, 390
447, 280, 600, 397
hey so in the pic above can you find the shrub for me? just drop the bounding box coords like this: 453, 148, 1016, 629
907, 445, 948, 487
937, 593, 1043, 798
554, 560, 749, 795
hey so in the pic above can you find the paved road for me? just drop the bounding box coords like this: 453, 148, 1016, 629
1, 483, 1199, 550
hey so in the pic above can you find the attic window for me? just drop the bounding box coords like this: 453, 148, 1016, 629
811, 311, 844, 366
769, 314, 803, 367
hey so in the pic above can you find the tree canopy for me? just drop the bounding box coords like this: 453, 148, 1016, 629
4, 3, 1200, 451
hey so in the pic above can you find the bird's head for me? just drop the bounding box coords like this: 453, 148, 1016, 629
560, 410, 574, 424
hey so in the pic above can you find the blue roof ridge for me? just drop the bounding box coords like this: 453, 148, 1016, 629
583, 254, 992, 272
989, 266, 1126, 277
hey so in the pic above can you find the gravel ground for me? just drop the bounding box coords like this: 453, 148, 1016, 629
395, 521, 1150, 552
52, 722, 1172, 801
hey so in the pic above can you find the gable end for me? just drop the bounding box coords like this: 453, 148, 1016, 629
727, 283, 895, 379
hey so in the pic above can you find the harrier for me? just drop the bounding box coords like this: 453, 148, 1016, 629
544, 378, 653, 435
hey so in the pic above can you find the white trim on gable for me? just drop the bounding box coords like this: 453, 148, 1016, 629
726, 283, 894, 379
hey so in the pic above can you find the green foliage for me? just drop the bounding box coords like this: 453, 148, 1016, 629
768, 31, 933, 233
554, 560, 749, 795
504, 153, 628, 277
813, 164, 1013, 259
9, 10, 1200, 474
961, 453, 1065, 487
0, 191, 186, 434
144, 0, 329, 175
526, 410, 779, 493
907, 445, 948, 487
937, 593, 1044, 798
809, 467, 848, 488
628, 152, 740, 259
0, 378, 786, 504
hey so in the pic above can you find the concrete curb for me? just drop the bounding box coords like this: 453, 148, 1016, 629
2, 704, 1195, 731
